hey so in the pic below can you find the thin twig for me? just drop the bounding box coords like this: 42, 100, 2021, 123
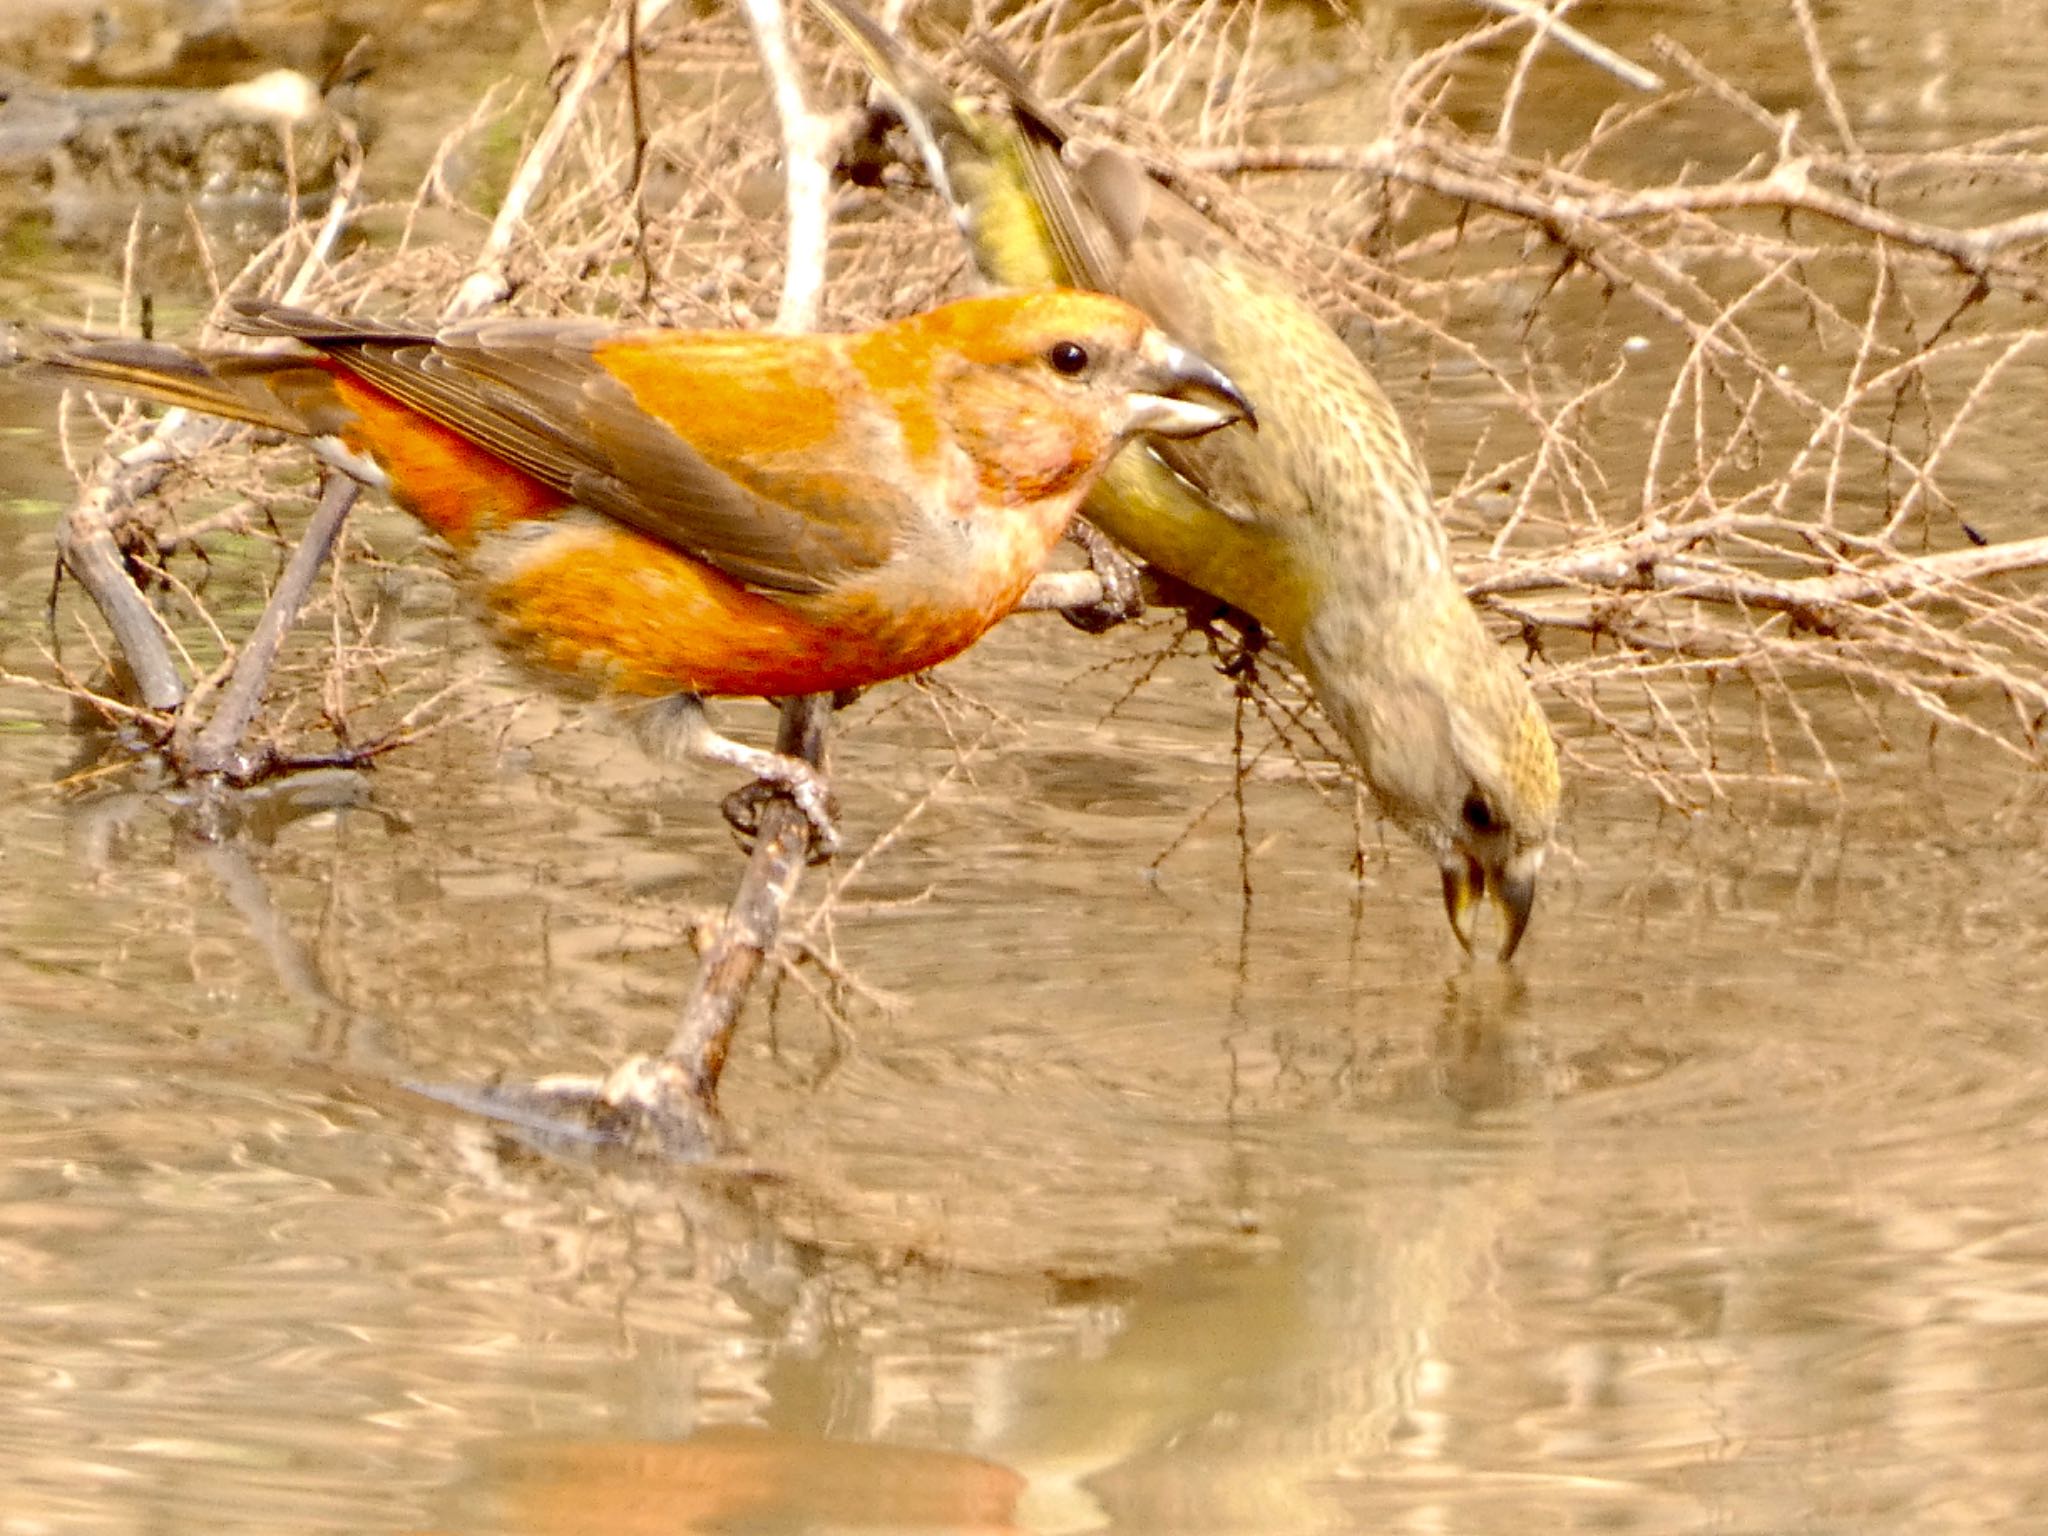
180, 475, 360, 783
622, 0, 658, 306
447, 0, 681, 318
1463, 0, 1663, 92
1182, 136, 2048, 277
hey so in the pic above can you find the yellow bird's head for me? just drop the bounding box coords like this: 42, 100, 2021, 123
1303, 597, 1559, 963
1433, 687, 1558, 963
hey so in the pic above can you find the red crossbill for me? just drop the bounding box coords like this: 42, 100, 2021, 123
806, 0, 1560, 955
10, 291, 1250, 847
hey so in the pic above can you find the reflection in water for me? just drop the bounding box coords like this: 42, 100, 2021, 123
15, 705, 2048, 1536
1434, 968, 1532, 1114
458, 1429, 1024, 1535
7, 634, 2048, 1535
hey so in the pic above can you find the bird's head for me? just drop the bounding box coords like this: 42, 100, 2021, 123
1329, 631, 1559, 963
1434, 706, 1556, 964
898, 291, 1252, 501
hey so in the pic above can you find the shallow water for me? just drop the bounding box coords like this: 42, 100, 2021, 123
7, 1, 2048, 1533
7, 604, 2048, 1534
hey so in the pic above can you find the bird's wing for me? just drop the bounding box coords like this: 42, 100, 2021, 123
229, 299, 900, 594
808, 0, 1070, 292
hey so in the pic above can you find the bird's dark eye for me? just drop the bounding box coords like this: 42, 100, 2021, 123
1461, 793, 1497, 834
1046, 340, 1090, 376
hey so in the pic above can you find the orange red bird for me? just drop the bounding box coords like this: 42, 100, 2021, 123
12, 292, 1250, 847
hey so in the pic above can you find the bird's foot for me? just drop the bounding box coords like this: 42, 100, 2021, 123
722, 765, 840, 862
1058, 520, 1146, 634
1205, 610, 1267, 681
651, 695, 840, 861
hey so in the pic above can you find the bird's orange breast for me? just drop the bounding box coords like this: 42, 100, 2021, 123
476, 519, 1000, 698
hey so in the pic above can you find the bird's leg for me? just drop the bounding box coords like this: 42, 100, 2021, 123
1139, 566, 1265, 678
651, 694, 841, 858
1199, 605, 1267, 683
1056, 519, 1147, 633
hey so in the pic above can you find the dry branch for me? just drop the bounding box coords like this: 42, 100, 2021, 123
607, 0, 850, 1139
178, 474, 360, 790
44, 144, 363, 756
448, 0, 682, 317
36, 0, 2048, 801
50, 416, 226, 714
1463, 0, 1662, 93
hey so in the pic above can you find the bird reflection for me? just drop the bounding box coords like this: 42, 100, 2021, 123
1434, 965, 1537, 1115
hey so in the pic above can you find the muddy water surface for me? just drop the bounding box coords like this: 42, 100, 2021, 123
6, 2, 2048, 1534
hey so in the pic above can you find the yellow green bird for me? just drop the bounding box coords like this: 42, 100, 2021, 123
807, 0, 1559, 959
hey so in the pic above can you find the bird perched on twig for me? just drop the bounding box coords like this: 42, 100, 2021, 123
8, 291, 1250, 849
805, 0, 1559, 956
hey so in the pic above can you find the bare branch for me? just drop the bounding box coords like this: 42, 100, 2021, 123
181, 475, 360, 783
447, 0, 681, 319
1463, 0, 1663, 93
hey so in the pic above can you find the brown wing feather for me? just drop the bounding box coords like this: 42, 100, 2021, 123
227, 300, 895, 593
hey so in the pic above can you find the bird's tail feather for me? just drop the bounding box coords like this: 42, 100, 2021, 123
3, 325, 312, 436
805, 0, 1071, 291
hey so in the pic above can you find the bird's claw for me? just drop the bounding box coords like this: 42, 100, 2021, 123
1059, 521, 1146, 634
1205, 611, 1267, 680
722, 773, 841, 863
